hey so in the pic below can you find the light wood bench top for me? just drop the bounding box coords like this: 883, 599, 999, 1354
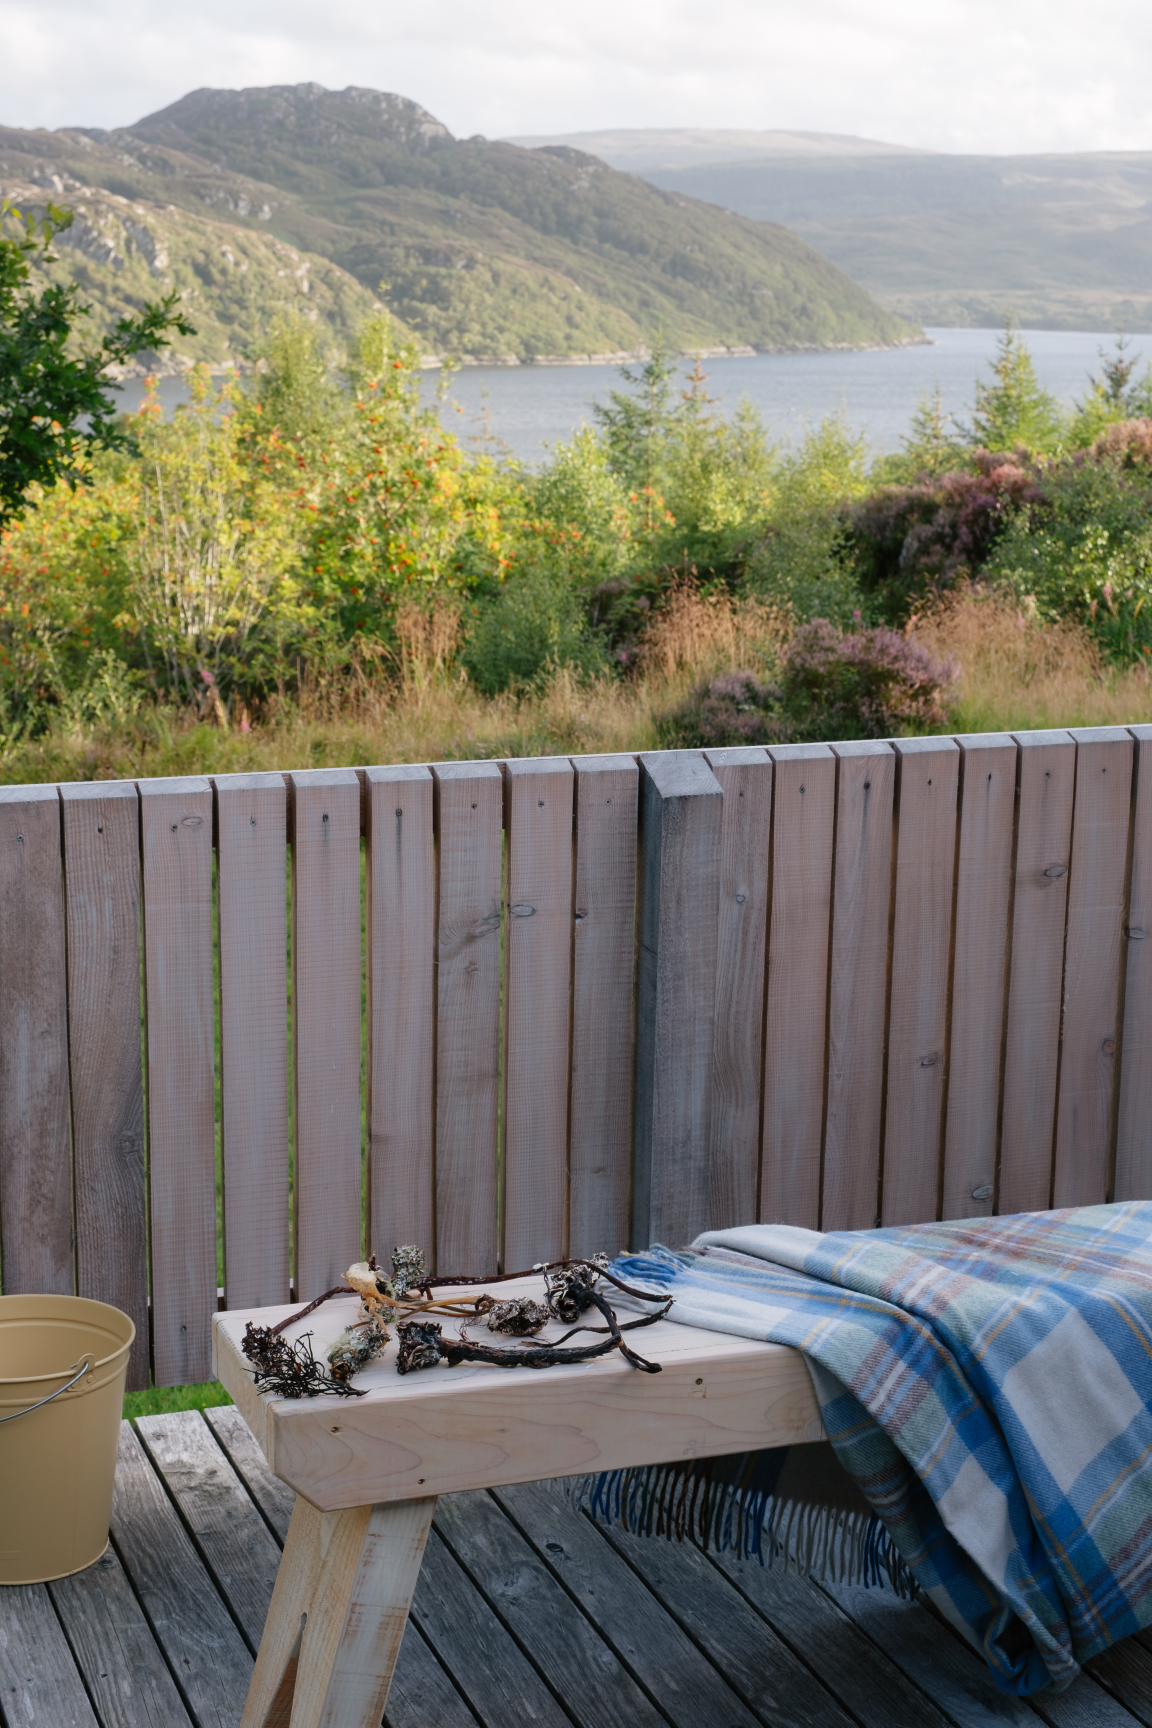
213, 1274, 824, 1511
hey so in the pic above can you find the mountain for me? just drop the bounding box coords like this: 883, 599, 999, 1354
513, 129, 1152, 333
0, 86, 920, 368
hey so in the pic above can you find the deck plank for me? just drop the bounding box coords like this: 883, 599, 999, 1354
0, 1582, 99, 1727
434, 1489, 666, 1728
49, 1547, 195, 1728
710, 1547, 953, 1728
109, 1422, 253, 1728
410, 1528, 572, 1727
133, 1412, 282, 1654
597, 1520, 859, 1728
1087, 1641, 1152, 1727
493, 1480, 764, 1728
202, 1403, 295, 1540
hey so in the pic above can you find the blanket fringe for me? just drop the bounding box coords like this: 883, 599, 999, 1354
561, 1459, 917, 1597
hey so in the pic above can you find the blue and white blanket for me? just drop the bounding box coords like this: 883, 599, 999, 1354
614, 1202, 1152, 1695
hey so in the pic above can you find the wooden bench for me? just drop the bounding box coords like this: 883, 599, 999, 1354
213, 1277, 823, 1727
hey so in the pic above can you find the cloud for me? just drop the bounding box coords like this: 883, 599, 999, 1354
1, 0, 1149, 155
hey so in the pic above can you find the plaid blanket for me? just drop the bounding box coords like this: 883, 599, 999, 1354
613, 1203, 1152, 1696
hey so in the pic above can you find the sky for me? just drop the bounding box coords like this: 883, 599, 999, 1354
2, 0, 1151, 155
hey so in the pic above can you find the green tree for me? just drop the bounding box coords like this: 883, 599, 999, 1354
968, 325, 1066, 454
0, 202, 194, 526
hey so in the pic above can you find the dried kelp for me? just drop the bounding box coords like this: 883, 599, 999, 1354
241, 1323, 371, 1400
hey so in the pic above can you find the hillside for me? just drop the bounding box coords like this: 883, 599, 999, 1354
0, 86, 919, 366
515, 129, 1152, 333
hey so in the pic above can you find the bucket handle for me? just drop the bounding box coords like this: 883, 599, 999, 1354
0, 1355, 94, 1425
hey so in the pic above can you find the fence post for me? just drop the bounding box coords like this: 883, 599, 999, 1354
633, 751, 722, 1249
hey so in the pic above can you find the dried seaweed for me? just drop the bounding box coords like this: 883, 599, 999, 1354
241, 1323, 370, 1400
485, 1297, 552, 1336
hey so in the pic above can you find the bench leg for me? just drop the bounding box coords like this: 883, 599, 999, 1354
240, 1493, 437, 1728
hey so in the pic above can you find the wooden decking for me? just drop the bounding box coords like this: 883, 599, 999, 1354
2, 1412, 1152, 1728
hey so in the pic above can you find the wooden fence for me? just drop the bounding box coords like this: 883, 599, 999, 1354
0, 726, 1150, 1389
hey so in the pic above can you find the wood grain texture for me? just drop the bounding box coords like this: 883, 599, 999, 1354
495, 1479, 765, 1728
432, 762, 503, 1276
60, 782, 149, 1388
999, 732, 1077, 1216
289, 769, 363, 1299
0, 1582, 99, 1728
50, 1545, 196, 1728
214, 1282, 822, 1511
568, 755, 638, 1261
702, 747, 772, 1232
215, 774, 289, 1313
600, 1522, 857, 1728
111, 1419, 255, 1726
434, 1490, 665, 1728
940, 735, 1017, 1222
1053, 727, 1134, 1209
139, 776, 217, 1387
134, 1410, 283, 1652
822, 741, 895, 1232
501, 757, 574, 1269
364, 766, 435, 1263
762, 744, 836, 1229
1115, 724, 1152, 1202
0, 785, 72, 1295
205, 1403, 297, 1540
713, 1547, 952, 1728
882, 738, 960, 1227
633, 752, 722, 1249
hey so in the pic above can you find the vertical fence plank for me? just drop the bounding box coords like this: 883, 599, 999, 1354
60, 782, 148, 1388
364, 765, 435, 1264
290, 769, 364, 1299
0, 786, 72, 1294
760, 745, 835, 1228
139, 777, 216, 1386
703, 747, 773, 1231
821, 741, 894, 1232
881, 738, 960, 1227
1052, 727, 1133, 1209
939, 735, 1017, 1222
215, 773, 289, 1312
998, 731, 1076, 1215
568, 755, 638, 1261
1116, 725, 1152, 1201
633, 752, 722, 1249
502, 758, 575, 1268
433, 762, 503, 1275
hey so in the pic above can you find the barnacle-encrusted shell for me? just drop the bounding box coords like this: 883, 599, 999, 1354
486, 1297, 552, 1336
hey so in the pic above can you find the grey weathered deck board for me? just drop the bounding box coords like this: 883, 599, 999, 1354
710, 1546, 954, 1728
49, 1547, 194, 1728
410, 1528, 573, 1726
382, 1620, 485, 1728
132, 1412, 282, 1654
0, 1582, 100, 1727
1087, 1641, 1152, 1727
434, 1489, 666, 1728
108, 1423, 253, 1728
202, 1403, 296, 1540
493, 1480, 764, 1728
598, 1521, 860, 1728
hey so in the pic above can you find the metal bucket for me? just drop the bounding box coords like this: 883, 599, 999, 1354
0, 1294, 135, 1584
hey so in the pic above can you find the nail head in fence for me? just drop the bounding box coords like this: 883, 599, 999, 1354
1052, 728, 1134, 1209
633, 751, 722, 1249
289, 769, 364, 1299
761, 744, 836, 1230
1115, 725, 1152, 1202
822, 741, 895, 1232
882, 738, 960, 1228
940, 735, 1017, 1223
0, 786, 72, 1296
363, 765, 435, 1262
139, 776, 216, 1386
702, 747, 773, 1232
999, 731, 1076, 1216
214, 772, 290, 1312
59, 781, 149, 1389
568, 754, 639, 1262
502, 757, 575, 1269
432, 761, 503, 1276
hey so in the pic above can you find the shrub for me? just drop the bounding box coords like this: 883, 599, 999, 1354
460, 567, 607, 695
665, 669, 791, 748
780, 619, 957, 741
